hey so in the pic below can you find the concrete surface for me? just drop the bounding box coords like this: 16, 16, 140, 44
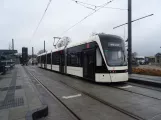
31, 66, 161, 120
24, 67, 78, 120
27, 66, 137, 120
129, 74, 161, 88
130, 74, 161, 83
0, 65, 44, 120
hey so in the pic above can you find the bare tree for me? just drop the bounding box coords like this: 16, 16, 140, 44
57, 37, 71, 48
133, 52, 138, 57
37, 49, 47, 55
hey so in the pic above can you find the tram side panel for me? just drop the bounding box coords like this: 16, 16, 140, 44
66, 41, 110, 82
51, 51, 60, 72
41, 55, 46, 68
37, 56, 40, 67
40, 41, 112, 82
37, 34, 128, 83
65, 41, 115, 82
66, 44, 84, 77
47, 53, 51, 70
59, 50, 65, 74
37, 42, 119, 82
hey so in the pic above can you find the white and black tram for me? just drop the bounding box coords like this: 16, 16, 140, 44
37, 33, 128, 82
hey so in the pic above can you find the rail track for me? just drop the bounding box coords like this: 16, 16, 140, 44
25, 67, 147, 120
108, 82, 161, 101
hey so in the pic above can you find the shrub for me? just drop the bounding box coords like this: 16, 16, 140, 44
132, 68, 161, 76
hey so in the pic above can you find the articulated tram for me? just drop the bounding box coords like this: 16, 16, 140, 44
37, 34, 128, 82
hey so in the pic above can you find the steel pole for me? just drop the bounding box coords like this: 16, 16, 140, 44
44, 40, 45, 52
32, 47, 34, 65
128, 0, 132, 74
12, 39, 14, 50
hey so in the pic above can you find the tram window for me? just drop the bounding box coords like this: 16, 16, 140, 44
37, 57, 39, 63
55, 54, 60, 65
41, 56, 43, 63
39, 57, 41, 63
118, 51, 121, 58
52, 52, 60, 65
44, 55, 46, 63
41, 55, 44, 63
77, 52, 81, 66
52, 53, 54, 64
71, 53, 77, 66
67, 52, 81, 67
47, 54, 51, 64
67, 53, 71, 65
67, 43, 97, 67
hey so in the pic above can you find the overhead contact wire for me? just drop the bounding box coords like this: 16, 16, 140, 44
60, 0, 114, 36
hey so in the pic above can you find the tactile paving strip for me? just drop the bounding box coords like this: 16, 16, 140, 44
0, 69, 25, 110
0, 85, 22, 91
0, 87, 9, 91
0, 97, 24, 110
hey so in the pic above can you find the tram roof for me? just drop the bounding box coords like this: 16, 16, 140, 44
66, 34, 123, 48
38, 34, 123, 56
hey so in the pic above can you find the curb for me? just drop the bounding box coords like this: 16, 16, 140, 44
129, 78, 161, 88
26, 105, 48, 120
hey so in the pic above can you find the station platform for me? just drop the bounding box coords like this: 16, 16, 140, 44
0, 65, 48, 120
129, 74, 161, 87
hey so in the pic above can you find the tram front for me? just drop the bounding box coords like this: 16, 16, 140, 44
98, 34, 128, 82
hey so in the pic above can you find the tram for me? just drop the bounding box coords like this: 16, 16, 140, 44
37, 33, 128, 82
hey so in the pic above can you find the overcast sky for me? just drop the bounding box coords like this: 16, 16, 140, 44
0, 0, 160, 56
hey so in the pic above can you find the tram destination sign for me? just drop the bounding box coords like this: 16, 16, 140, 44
108, 42, 121, 47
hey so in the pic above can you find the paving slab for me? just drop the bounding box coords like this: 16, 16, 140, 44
129, 74, 161, 87
9, 106, 28, 120
0, 65, 46, 120
130, 74, 161, 83
0, 109, 9, 120
131, 74, 161, 80
0, 78, 12, 88
0, 91, 7, 101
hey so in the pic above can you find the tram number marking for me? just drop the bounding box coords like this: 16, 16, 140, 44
62, 94, 82, 99
119, 85, 132, 89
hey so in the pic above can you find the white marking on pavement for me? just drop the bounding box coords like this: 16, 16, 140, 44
62, 94, 82, 99
119, 85, 132, 89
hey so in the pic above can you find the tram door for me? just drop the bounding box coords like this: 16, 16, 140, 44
59, 53, 64, 73
83, 48, 95, 80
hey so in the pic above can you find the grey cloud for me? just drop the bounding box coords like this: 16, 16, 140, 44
0, 0, 160, 56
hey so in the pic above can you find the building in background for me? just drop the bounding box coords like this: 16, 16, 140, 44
155, 53, 161, 64
0, 49, 18, 73
0, 49, 18, 63
145, 56, 155, 63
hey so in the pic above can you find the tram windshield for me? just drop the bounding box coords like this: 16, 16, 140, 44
100, 36, 127, 66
